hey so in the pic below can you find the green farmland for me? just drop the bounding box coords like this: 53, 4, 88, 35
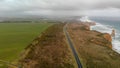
0, 23, 52, 68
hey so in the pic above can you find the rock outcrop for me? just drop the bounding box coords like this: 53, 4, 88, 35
103, 33, 112, 42
90, 33, 112, 49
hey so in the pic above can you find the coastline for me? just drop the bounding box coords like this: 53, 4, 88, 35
67, 22, 120, 68
17, 22, 120, 68
90, 22, 120, 54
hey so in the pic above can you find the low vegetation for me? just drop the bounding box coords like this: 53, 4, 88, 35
20, 23, 76, 68
67, 23, 120, 68
0, 23, 52, 68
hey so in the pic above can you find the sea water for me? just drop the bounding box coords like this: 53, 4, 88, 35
90, 17, 120, 54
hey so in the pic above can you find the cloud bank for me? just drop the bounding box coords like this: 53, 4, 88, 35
0, 0, 120, 17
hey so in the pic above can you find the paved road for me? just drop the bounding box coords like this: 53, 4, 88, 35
64, 25, 82, 68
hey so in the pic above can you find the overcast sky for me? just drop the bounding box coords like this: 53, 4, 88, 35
0, 0, 120, 18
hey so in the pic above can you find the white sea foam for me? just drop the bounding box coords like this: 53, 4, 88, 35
91, 22, 120, 54
79, 16, 93, 22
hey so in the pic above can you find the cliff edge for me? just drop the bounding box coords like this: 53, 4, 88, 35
17, 23, 120, 68
67, 23, 120, 68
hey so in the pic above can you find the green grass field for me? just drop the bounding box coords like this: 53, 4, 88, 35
0, 23, 52, 68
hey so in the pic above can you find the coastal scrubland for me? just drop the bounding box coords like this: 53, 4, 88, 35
20, 23, 76, 68
67, 23, 120, 68
3, 22, 120, 68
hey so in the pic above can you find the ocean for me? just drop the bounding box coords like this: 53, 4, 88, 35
90, 17, 120, 54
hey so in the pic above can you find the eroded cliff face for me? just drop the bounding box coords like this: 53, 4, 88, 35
103, 33, 112, 42
80, 23, 112, 49
103, 33, 112, 48
18, 22, 120, 68
90, 33, 112, 49
67, 23, 120, 68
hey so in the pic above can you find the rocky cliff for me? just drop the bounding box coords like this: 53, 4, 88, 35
90, 33, 112, 49
18, 22, 120, 68
67, 23, 120, 68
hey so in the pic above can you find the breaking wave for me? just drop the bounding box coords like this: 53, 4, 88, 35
91, 22, 120, 54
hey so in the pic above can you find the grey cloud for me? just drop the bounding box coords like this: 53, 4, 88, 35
0, 0, 120, 17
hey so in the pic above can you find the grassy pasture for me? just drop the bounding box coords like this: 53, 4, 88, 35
0, 23, 52, 68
